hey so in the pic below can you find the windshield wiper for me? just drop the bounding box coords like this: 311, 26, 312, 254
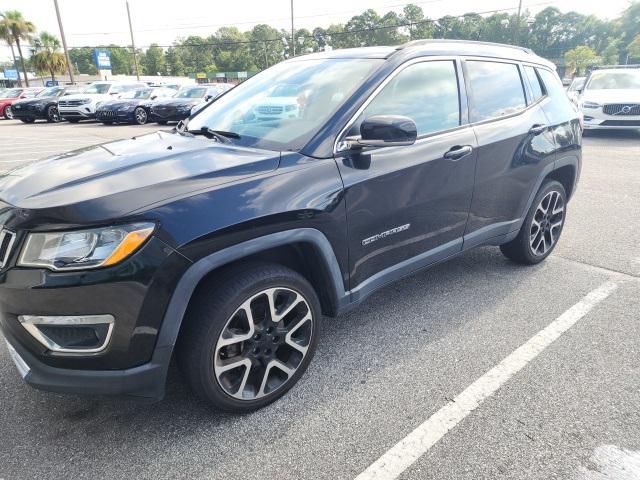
187, 126, 241, 143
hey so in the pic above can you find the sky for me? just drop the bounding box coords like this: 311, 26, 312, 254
0, 0, 634, 62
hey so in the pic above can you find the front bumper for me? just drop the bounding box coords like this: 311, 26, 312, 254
11, 105, 47, 120
582, 108, 640, 130
96, 109, 134, 122
59, 107, 95, 119
4, 331, 171, 399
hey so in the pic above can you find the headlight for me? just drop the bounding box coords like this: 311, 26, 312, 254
285, 105, 297, 112
581, 101, 601, 109
79, 98, 91, 104
18, 223, 154, 271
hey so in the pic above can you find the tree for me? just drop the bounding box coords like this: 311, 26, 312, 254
165, 47, 185, 76
564, 45, 600, 76
68, 47, 97, 74
30, 32, 67, 81
628, 34, 640, 61
0, 10, 36, 86
142, 43, 165, 75
0, 16, 21, 86
248, 24, 284, 69
600, 37, 620, 64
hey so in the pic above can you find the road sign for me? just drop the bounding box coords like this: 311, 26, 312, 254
45, 80, 59, 87
93, 49, 112, 70
3, 69, 18, 80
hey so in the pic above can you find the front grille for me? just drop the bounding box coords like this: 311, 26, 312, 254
96, 110, 115, 117
257, 105, 283, 115
602, 103, 640, 116
59, 99, 86, 107
600, 120, 640, 126
0, 229, 16, 268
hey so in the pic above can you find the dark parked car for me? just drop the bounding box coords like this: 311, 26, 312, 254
10, 86, 69, 123
0, 41, 581, 412
96, 87, 176, 125
150, 84, 232, 124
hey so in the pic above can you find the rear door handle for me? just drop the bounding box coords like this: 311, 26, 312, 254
443, 145, 473, 160
529, 124, 547, 135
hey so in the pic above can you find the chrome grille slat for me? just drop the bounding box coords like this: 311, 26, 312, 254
0, 229, 16, 268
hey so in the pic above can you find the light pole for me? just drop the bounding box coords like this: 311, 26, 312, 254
52, 0, 74, 84
290, 0, 295, 57
126, 0, 140, 80
512, 0, 523, 45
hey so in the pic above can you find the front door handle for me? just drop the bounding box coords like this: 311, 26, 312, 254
443, 145, 473, 160
529, 124, 547, 135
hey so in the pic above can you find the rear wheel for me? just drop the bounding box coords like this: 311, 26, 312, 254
177, 263, 321, 412
500, 180, 567, 264
4, 106, 13, 120
46, 105, 61, 123
133, 107, 148, 125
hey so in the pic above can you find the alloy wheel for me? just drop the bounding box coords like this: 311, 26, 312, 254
214, 287, 313, 401
5, 106, 13, 120
134, 107, 148, 125
48, 106, 60, 122
529, 190, 564, 256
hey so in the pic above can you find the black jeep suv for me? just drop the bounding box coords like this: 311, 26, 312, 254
0, 40, 581, 412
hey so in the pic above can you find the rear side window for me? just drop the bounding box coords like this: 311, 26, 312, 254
524, 66, 545, 101
466, 61, 526, 122
359, 60, 460, 136
537, 68, 566, 100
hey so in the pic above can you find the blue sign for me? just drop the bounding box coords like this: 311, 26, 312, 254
45, 79, 59, 87
93, 49, 112, 70
3, 69, 18, 80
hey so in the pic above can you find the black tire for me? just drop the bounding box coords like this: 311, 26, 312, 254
156, 120, 168, 125
177, 262, 321, 412
133, 107, 148, 125
46, 105, 61, 123
20, 118, 36, 123
66, 118, 80, 123
4, 106, 13, 120
500, 180, 567, 264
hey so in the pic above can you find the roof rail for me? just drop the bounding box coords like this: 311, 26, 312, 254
397, 39, 533, 54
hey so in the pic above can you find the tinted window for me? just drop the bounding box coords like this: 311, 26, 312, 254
537, 68, 566, 100
524, 66, 544, 101
359, 61, 460, 136
467, 61, 526, 121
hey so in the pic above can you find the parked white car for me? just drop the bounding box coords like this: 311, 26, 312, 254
576, 68, 640, 131
252, 84, 305, 121
58, 81, 147, 122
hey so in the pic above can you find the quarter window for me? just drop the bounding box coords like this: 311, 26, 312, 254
357, 60, 460, 137
466, 61, 526, 122
524, 66, 545, 101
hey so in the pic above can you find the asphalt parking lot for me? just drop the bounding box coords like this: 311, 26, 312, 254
0, 120, 639, 479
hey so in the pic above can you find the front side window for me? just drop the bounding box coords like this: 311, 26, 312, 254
467, 61, 526, 122
120, 88, 152, 99
355, 60, 460, 137
187, 58, 381, 151
524, 66, 545, 101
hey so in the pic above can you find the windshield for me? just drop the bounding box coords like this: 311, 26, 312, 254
83, 83, 111, 94
175, 87, 207, 99
188, 58, 381, 151
37, 87, 64, 97
120, 88, 152, 99
586, 70, 640, 90
3, 89, 22, 98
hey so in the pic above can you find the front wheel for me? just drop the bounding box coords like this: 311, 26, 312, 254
177, 263, 321, 412
133, 107, 148, 125
46, 105, 61, 123
4, 106, 13, 120
500, 180, 567, 264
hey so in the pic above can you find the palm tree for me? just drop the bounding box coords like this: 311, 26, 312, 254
31, 32, 67, 82
0, 14, 22, 87
0, 11, 36, 86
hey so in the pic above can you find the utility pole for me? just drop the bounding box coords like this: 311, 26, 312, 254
290, 0, 295, 57
512, 0, 523, 45
53, 0, 74, 84
126, 0, 140, 80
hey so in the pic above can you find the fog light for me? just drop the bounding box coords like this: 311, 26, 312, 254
18, 315, 114, 353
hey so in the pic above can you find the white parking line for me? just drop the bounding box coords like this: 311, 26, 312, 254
354, 280, 618, 480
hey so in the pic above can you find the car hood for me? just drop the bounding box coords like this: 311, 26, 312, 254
582, 89, 640, 104
0, 130, 280, 221
100, 99, 143, 109
13, 96, 57, 106
154, 98, 201, 107
62, 93, 111, 101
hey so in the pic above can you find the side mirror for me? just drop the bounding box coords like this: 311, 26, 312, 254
346, 115, 417, 150
204, 94, 212, 102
